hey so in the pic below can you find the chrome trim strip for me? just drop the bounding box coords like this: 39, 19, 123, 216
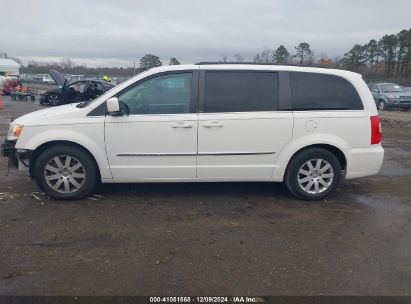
199, 152, 275, 156
117, 153, 196, 157
117, 152, 275, 157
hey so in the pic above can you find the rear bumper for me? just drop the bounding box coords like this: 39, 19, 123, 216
345, 146, 384, 179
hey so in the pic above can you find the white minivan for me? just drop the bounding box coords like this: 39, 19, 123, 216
2, 64, 384, 200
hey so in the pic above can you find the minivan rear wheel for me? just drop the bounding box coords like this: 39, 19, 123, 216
285, 148, 341, 200
34, 145, 98, 199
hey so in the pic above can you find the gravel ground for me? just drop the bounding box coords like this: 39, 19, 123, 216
0, 96, 410, 296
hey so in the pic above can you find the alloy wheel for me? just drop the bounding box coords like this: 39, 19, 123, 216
43, 155, 86, 193
297, 158, 334, 194
48, 95, 60, 106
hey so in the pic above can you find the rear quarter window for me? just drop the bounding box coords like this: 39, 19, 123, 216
290, 72, 363, 110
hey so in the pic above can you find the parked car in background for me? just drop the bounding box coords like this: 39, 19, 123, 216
33, 74, 55, 84
370, 82, 411, 110
39, 70, 115, 106
2, 64, 383, 201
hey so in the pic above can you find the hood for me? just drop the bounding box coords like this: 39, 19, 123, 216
50, 70, 67, 87
12, 103, 82, 126
43, 87, 61, 95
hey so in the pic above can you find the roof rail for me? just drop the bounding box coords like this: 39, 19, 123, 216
195, 62, 323, 68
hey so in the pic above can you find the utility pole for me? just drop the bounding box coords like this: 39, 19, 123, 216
133, 60, 136, 76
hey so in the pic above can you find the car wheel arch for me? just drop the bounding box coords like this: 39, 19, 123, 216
284, 144, 347, 177
29, 140, 101, 180
273, 136, 349, 181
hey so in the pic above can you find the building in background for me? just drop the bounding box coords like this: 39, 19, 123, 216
0, 59, 20, 76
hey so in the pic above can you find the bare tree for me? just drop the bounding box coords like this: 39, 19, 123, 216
233, 54, 244, 62
61, 58, 74, 70
254, 47, 275, 64
219, 54, 228, 63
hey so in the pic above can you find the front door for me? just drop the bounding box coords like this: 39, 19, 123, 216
105, 71, 198, 181
63, 81, 89, 103
197, 70, 293, 179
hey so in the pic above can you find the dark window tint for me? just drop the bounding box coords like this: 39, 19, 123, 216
291, 72, 363, 110
204, 71, 278, 112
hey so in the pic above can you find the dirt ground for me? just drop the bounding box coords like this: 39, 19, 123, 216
0, 96, 410, 296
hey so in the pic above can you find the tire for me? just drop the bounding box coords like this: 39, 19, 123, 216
285, 148, 342, 201
48, 93, 62, 106
377, 100, 385, 111
33, 145, 99, 199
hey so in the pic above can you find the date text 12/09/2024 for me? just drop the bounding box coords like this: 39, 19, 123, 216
149, 296, 261, 303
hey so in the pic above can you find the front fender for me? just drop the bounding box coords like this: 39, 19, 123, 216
377, 95, 387, 102
272, 133, 350, 181
15, 125, 112, 180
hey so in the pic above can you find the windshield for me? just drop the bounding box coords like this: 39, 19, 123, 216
380, 84, 404, 93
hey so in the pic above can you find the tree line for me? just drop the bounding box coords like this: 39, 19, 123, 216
4, 28, 411, 78
339, 28, 411, 77
15, 55, 180, 77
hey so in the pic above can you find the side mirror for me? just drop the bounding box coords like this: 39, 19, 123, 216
106, 97, 121, 115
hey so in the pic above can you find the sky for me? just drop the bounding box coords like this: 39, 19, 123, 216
1, 0, 410, 67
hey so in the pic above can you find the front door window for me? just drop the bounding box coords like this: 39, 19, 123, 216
118, 73, 192, 115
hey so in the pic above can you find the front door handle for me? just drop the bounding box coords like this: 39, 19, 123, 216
202, 121, 224, 128
171, 122, 193, 128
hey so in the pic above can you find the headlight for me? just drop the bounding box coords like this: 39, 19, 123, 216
7, 124, 24, 140
387, 94, 399, 99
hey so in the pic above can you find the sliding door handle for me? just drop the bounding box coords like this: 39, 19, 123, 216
202, 121, 224, 128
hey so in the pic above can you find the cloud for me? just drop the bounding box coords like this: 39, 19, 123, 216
1, 0, 410, 66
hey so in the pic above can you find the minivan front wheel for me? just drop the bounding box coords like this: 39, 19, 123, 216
285, 148, 341, 200
34, 145, 98, 199
378, 100, 385, 111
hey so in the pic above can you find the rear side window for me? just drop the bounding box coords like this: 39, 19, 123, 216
204, 71, 278, 112
291, 72, 363, 110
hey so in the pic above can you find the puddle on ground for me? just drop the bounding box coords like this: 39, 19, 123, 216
354, 194, 401, 206
378, 147, 411, 177
379, 160, 411, 177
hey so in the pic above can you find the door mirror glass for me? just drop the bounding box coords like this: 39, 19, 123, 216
107, 97, 121, 115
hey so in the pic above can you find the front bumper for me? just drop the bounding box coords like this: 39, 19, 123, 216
386, 99, 411, 108
39, 95, 47, 103
1, 139, 30, 170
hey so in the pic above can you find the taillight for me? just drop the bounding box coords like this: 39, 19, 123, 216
370, 115, 382, 144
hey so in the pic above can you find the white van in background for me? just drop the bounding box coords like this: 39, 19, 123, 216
2, 64, 384, 200
33, 74, 55, 84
